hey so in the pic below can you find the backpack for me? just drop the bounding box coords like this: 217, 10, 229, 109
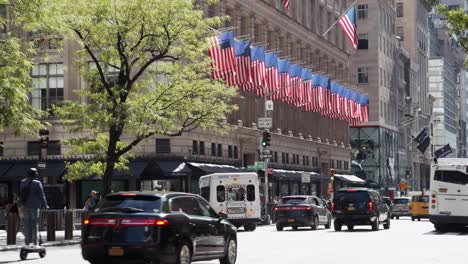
20, 180, 33, 204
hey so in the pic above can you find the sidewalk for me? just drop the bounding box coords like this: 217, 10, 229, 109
0, 230, 81, 252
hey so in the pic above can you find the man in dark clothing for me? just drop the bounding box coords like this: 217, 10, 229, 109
20, 168, 48, 248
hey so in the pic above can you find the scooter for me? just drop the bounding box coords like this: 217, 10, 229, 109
19, 218, 46, 261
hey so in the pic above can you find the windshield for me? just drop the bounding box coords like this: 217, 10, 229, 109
280, 197, 307, 204
434, 170, 468, 185
334, 191, 370, 203
96, 195, 162, 213
393, 198, 410, 204
412, 196, 429, 202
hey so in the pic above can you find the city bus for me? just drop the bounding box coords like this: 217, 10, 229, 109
199, 172, 261, 231
429, 158, 468, 232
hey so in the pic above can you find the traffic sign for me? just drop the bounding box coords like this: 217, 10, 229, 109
255, 161, 265, 167
301, 172, 310, 183
247, 165, 258, 170
37, 162, 46, 169
260, 154, 273, 159
400, 181, 408, 190
258, 117, 272, 128
265, 100, 274, 111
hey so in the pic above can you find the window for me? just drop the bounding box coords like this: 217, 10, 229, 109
170, 197, 203, 216
234, 146, 239, 159
199, 141, 205, 155
192, 140, 198, 155
292, 154, 296, 164
228, 145, 233, 158
337, 160, 342, 169
156, 139, 170, 154
211, 143, 216, 156
31, 63, 64, 114
303, 156, 306, 165
0, 142, 3, 156
200, 187, 210, 201
274, 152, 278, 163
27, 141, 61, 156
396, 26, 404, 40
358, 67, 369, 84
240, 16, 247, 35
216, 186, 225, 202
286, 153, 289, 164
357, 4, 368, 19
247, 185, 255, 202
344, 161, 349, 170
227, 185, 246, 201
281, 153, 285, 163
434, 170, 468, 185
196, 198, 217, 218
358, 33, 368, 50
396, 3, 403, 17
217, 144, 222, 157
329, 159, 335, 169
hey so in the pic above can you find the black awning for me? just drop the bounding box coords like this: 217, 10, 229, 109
3, 163, 36, 179
114, 161, 148, 178
187, 162, 243, 174
41, 162, 67, 178
0, 163, 13, 178
140, 161, 191, 180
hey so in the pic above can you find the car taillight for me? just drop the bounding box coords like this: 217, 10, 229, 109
368, 202, 374, 212
331, 202, 335, 213
306, 207, 312, 211
84, 218, 117, 226
120, 218, 169, 226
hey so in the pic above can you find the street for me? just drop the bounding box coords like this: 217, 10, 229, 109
1, 219, 467, 264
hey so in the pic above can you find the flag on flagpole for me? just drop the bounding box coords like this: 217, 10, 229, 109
282, 0, 290, 12
330, 82, 339, 119
434, 144, 453, 158
278, 59, 291, 102
311, 74, 321, 111
301, 68, 313, 108
251, 46, 266, 97
208, 31, 237, 80
234, 39, 252, 90
338, 5, 358, 50
265, 52, 279, 98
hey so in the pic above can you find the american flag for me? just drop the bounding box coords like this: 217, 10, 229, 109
330, 82, 340, 119
338, 5, 358, 50
251, 46, 266, 97
311, 74, 321, 112
318, 76, 330, 115
301, 68, 313, 108
361, 95, 369, 123
288, 64, 302, 106
208, 31, 237, 81
234, 39, 252, 91
282, 0, 290, 12
265, 52, 279, 99
278, 59, 290, 102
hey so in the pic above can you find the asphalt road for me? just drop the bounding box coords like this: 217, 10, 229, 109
1, 218, 467, 264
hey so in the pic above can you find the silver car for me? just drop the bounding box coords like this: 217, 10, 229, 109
390, 197, 411, 219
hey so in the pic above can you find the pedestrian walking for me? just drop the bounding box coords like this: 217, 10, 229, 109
19, 168, 48, 249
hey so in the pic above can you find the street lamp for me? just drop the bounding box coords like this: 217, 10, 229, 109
38, 127, 49, 183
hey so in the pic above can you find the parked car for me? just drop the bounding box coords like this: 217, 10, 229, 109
332, 188, 390, 231
390, 197, 411, 219
275, 195, 331, 231
81, 191, 237, 264
410, 194, 429, 221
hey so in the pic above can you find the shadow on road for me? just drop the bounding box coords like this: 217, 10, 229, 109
423, 227, 468, 236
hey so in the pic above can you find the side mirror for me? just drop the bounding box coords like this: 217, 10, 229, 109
218, 212, 228, 220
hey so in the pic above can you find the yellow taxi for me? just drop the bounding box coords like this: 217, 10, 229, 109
410, 194, 429, 221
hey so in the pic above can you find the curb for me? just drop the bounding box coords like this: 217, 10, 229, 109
0, 239, 81, 252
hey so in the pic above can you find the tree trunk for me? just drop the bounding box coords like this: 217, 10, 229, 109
102, 130, 120, 196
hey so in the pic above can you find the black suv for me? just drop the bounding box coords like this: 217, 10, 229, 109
332, 188, 390, 231
81, 191, 237, 264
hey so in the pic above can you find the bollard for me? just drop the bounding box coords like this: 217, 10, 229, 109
65, 210, 73, 240
6, 214, 18, 245
47, 211, 56, 241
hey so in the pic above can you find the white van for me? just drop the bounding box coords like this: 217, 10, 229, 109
199, 172, 261, 231
429, 158, 468, 231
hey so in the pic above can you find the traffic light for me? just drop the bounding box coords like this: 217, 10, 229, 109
262, 131, 271, 147
329, 168, 335, 182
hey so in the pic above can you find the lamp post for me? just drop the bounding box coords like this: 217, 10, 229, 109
38, 127, 49, 183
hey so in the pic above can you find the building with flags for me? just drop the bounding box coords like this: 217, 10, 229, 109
0, 0, 368, 210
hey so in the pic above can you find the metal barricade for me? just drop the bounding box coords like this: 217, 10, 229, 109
72, 209, 85, 230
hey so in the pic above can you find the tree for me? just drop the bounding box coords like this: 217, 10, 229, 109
430, 0, 468, 65
0, 1, 44, 135
35, 0, 237, 195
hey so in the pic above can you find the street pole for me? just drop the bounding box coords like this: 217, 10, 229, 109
263, 87, 270, 224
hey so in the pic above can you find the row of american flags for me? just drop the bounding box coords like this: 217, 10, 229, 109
208, 31, 368, 125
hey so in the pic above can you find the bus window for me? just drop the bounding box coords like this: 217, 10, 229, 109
247, 185, 255, 201
435, 170, 468, 185
201, 187, 210, 201
227, 186, 246, 201
216, 186, 225, 202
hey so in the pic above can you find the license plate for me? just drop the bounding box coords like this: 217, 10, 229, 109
288, 219, 295, 223
108, 247, 124, 256
347, 207, 355, 211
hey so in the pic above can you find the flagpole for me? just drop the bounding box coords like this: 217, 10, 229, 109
322, 0, 359, 37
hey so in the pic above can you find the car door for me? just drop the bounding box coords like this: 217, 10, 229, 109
169, 197, 211, 257
196, 197, 226, 255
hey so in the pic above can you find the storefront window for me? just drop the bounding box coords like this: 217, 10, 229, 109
0, 183, 8, 209
280, 181, 289, 197
291, 182, 299, 195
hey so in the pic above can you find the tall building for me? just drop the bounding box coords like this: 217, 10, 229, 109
395, 0, 432, 191
350, 0, 406, 191
0, 0, 360, 209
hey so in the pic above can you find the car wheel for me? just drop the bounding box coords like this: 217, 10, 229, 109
244, 224, 251, 232
418, 218, 421, 221
411, 216, 415, 221
434, 224, 448, 232
391, 215, 394, 219
371, 217, 379, 231
383, 216, 390, 230
311, 216, 319, 230
334, 219, 342, 231
347, 225, 354, 231
396, 216, 400, 220
250, 224, 257, 231
177, 241, 192, 264
292, 226, 298, 231
276, 224, 283, 231
324, 216, 331, 229
220, 238, 237, 264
